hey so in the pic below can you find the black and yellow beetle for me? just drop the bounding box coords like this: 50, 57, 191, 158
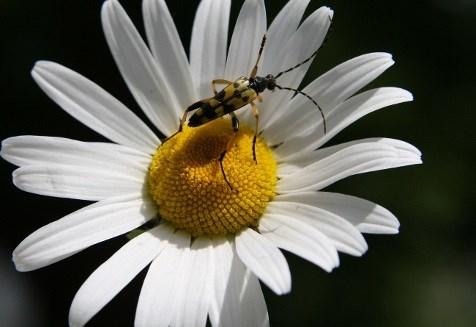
168, 21, 331, 189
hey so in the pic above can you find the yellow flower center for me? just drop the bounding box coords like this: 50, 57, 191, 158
148, 119, 277, 236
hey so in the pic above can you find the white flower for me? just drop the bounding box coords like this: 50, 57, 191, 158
1, 0, 421, 326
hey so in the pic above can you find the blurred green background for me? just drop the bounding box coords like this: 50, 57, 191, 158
1, 0, 474, 326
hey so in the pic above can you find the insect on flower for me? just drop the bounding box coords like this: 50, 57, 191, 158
168, 19, 332, 189
2, 0, 422, 324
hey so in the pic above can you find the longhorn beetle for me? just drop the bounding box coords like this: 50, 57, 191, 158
168, 17, 332, 190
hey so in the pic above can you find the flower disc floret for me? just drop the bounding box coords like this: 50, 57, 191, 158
148, 119, 277, 236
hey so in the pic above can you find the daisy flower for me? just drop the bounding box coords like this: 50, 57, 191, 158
1, 0, 422, 326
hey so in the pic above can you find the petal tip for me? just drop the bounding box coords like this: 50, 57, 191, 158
343, 242, 368, 258
396, 140, 422, 157
101, 0, 115, 17
414, 146, 423, 157
391, 88, 414, 103
382, 52, 394, 62
274, 275, 292, 296
404, 90, 414, 101
279, 284, 292, 296
12, 254, 29, 272
359, 242, 369, 256
11, 170, 20, 187
317, 6, 334, 20
325, 262, 337, 273
330, 256, 340, 271
31, 61, 49, 76
380, 52, 393, 59
0, 139, 8, 159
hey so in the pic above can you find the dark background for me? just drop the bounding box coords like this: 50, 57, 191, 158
1, 0, 475, 326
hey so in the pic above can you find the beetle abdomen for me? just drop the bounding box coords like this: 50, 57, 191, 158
187, 77, 258, 128
189, 105, 219, 127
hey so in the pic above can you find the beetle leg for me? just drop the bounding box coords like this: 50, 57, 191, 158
230, 112, 240, 132
163, 100, 206, 143
250, 102, 260, 164
211, 79, 233, 95
218, 112, 240, 191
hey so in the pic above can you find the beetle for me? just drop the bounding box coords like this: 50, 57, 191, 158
168, 20, 331, 189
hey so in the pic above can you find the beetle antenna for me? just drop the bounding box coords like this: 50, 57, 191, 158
275, 14, 333, 79
250, 34, 267, 78
275, 84, 327, 133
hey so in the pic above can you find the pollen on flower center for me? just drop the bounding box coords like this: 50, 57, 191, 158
148, 118, 277, 236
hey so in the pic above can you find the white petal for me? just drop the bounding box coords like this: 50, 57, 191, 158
13, 194, 156, 272
260, 7, 333, 124
135, 230, 191, 327
267, 201, 368, 256
300, 53, 394, 113
263, 53, 395, 140
143, 0, 196, 107
259, 213, 339, 271
172, 237, 213, 327
208, 238, 239, 327
190, 0, 231, 98
224, 0, 266, 79
260, 0, 310, 76
31, 61, 159, 153
13, 163, 145, 201
275, 87, 414, 160
69, 224, 174, 327
101, 0, 179, 136
78, 142, 152, 169
278, 138, 422, 175
235, 228, 291, 295
209, 238, 269, 327
1, 136, 150, 170
276, 191, 400, 234
278, 142, 421, 193
239, 269, 269, 327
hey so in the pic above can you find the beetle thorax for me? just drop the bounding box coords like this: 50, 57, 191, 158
251, 74, 276, 93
